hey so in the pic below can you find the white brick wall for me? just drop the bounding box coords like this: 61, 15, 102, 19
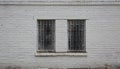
0, 5, 120, 68
56, 20, 68, 52
0, 0, 119, 1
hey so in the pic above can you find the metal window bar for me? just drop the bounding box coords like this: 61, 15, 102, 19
68, 20, 85, 52
38, 20, 55, 52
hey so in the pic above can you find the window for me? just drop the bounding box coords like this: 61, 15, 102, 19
68, 20, 86, 52
36, 19, 87, 56
37, 20, 55, 52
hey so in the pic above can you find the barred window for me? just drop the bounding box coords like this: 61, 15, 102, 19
68, 20, 86, 52
37, 20, 55, 52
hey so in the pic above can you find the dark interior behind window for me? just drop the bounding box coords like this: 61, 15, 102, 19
37, 20, 55, 52
68, 20, 86, 52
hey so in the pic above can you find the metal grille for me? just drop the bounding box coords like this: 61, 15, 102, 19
38, 20, 55, 52
68, 20, 85, 52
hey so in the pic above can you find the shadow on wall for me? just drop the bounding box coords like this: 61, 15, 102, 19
6, 66, 21, 69
0, 64, 120, 69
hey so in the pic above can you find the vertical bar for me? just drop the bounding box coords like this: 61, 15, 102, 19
69, 20, 71, 50
51, 20, 53, 50
75, 20, 77, 50
40, 20, 42, 50
50, 20, 52, 50
73, 20, 75, 50
38, 20, 40, 50
79, 20, 81, 50
48, 20, 50, 50
80, 20, 85, 51
52, 20, 55, 51
68, 20, 70, 50
43, 20, 45, 50
76, 20, 78, 50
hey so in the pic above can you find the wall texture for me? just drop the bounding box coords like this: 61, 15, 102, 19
0, 1, 120, 68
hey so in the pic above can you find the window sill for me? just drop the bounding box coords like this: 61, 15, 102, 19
35, 52, 87, 57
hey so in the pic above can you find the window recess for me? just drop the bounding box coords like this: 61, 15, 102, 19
37, 20, 55, 52
68, 20, 86, 53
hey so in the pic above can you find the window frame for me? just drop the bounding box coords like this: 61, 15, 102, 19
67, 19, 86, 53
37, 19, 56, 53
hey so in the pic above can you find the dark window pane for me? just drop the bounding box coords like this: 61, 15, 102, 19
68, 20, 86, 52
38, 20, 55, 52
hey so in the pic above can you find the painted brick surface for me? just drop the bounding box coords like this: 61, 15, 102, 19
0, 0, 118, 1
0, 5, 120, 68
